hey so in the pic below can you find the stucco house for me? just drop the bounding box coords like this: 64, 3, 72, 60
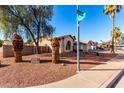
73, 40, 98, 52
39, 35, 76, 53
88, 40, 98, 50
73, 41, 88, 51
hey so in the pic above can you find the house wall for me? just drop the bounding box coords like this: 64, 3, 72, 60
39, 36, 74, 53
39, 38, 52, 49
62, 36, 74, 53
87, 44, 92, 50
59, 39, 64, 53
88, 45, 96, 50
74, 43, 88, 51
73, 41, 97, 51
82, 44, 88, 51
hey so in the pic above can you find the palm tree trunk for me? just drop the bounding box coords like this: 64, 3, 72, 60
111, 15, 115, 54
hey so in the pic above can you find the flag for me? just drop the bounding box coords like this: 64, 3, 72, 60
77, 10, 86, 22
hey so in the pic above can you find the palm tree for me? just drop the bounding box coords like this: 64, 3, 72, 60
115, 27, 121, 45
120, 32, 124, 46
113, 27, 121, 51
104, 5, 122, 53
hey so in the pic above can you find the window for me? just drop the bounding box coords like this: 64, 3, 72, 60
66, 41, 71, 50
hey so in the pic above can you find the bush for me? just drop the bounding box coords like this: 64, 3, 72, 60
0, 40, 4, 47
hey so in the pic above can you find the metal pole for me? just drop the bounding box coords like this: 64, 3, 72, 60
77, 5, 80, 72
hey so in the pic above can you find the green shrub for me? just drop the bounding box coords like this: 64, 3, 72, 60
0, 40, 4, 47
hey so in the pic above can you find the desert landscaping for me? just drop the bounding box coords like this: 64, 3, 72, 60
0, 5, 123, 88
0, 52, 117, 87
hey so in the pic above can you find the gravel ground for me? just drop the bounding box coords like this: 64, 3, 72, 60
0, 52, 117, 88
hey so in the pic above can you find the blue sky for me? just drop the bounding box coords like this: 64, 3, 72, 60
0, 5, 124, 42
51, 5, 124, 42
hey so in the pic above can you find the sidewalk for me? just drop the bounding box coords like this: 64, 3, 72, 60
31, 51, 124, 88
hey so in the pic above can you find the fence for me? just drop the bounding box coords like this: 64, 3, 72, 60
1, 45, 52, 58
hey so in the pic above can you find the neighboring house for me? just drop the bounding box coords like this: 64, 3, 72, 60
73, 41, 88, 51
74, 40, 98, 51
39, 35, 76, 53
37, 36, 52, 53
88, 40, 98, 50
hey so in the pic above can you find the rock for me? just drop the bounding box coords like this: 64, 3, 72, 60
31, 58, 40, 64
96, 52, 99, 56
61, 63, 66, 66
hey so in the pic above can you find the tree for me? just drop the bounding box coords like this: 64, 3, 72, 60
114, 27, 121, 39
104, 5, 122, 53
99, 40, 111, 50
0, 5, 54, 54
27, 38, 32, 44
0, 40, 4, 47
0, 6, 10, 40
111, 27, 121, 50
114, 27, 121, 49
119, 32, 124, 46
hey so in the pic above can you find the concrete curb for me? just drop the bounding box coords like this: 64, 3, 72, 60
106, 68, 124, 88
99, 69, 123, 88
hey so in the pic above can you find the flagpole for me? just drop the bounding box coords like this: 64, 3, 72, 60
77, 5, 80, 72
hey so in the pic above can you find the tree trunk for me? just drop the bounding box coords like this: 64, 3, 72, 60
111, 16, 115, 54
22, 23, 40, 54
35, 42, 40, 54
